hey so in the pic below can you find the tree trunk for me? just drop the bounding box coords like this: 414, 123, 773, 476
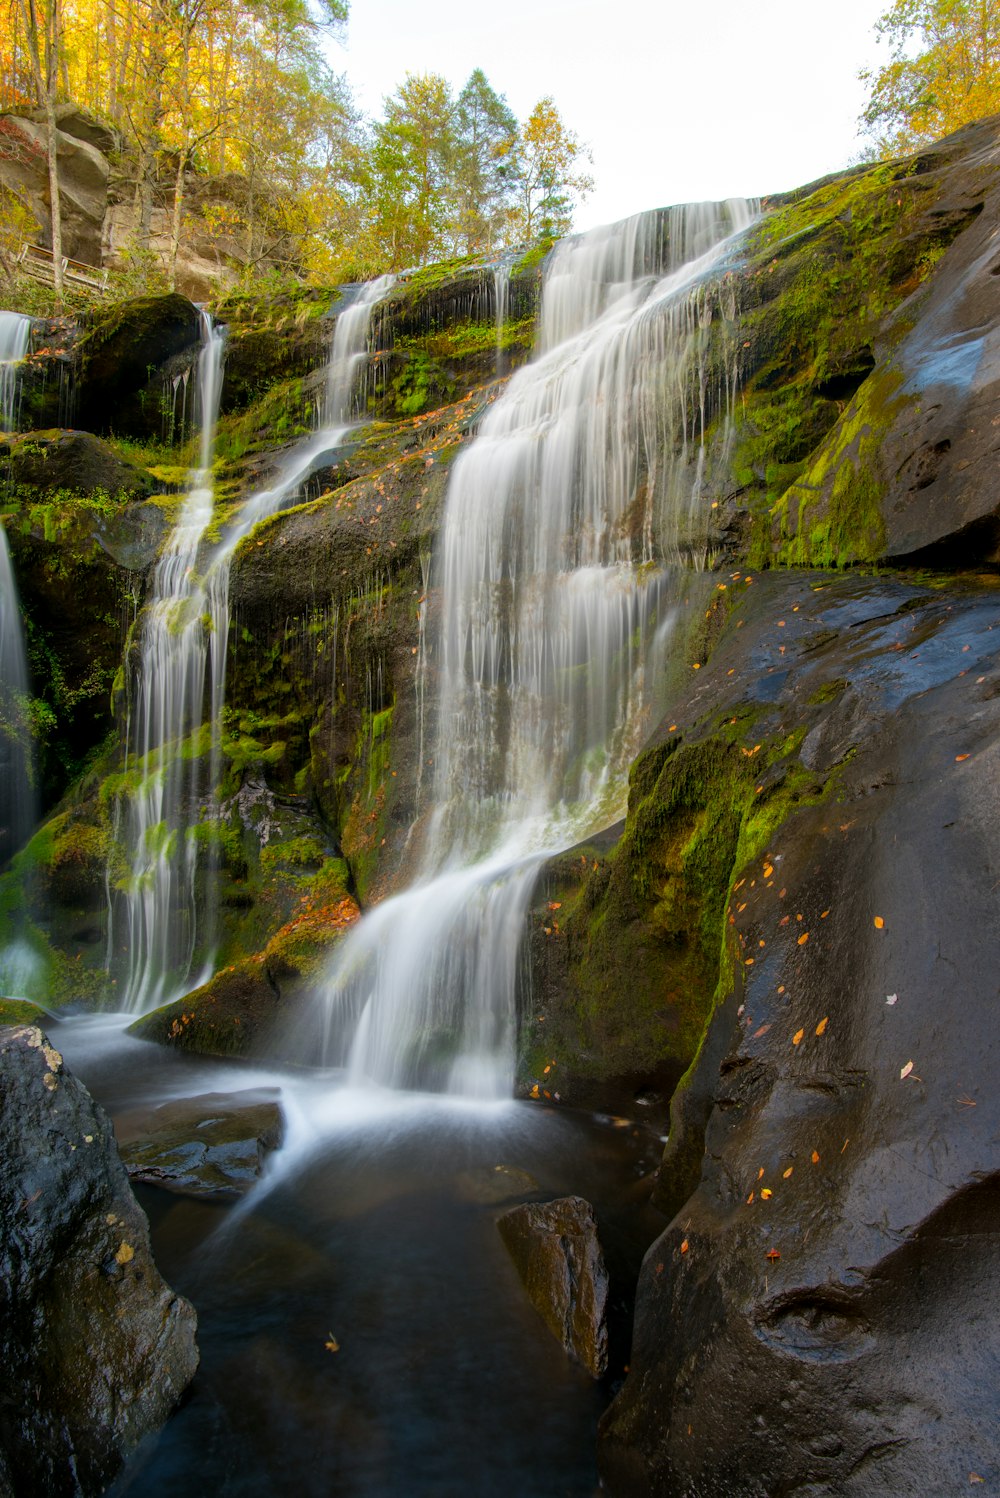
45, 91, 65, 306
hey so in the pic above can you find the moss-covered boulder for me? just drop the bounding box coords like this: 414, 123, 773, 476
718, 115, 1000, 571
1, 429, 153, 501
75, 293, 201, 439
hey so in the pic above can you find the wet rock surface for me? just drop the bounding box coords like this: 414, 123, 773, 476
597, 568, 1000, 1493
497, 1195, 609, 1377
116, 1088, 285, 1199
0, 1024, 197, 1496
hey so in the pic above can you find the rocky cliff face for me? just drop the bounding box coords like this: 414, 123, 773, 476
5, 114, 1000, 1494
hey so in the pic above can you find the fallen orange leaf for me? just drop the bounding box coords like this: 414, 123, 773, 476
680, 1239, 689, 1254
792, 1028, 804, 1046
797, 932, 809, 946
765, 1248, 780, 1262
811, 1150, 820, 1164
874, 916, 885, 929
782, 1166, 793, 1179
760, 1188, 773, 1199
815, 1016, 828, 1036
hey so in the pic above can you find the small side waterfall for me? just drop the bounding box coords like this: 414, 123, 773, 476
494, 260, 511, 374
113, 312, 228, 1011
0, 528, 35, 868
111, 278, 394, 1013
312, 202, 755, 1098
0, 311, 31, 431
0, 312, 36, 865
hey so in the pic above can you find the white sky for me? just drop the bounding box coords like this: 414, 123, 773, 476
331, 0, 892, 231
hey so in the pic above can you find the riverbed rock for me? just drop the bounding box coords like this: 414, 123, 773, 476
116, 1088, 285, 1199
596, 567, 1000, 1493
497, 1195, 609, 1377
0, 1023, 197, 1495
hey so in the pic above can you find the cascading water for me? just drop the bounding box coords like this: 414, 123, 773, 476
112, 312, 227, 1011
0, 310, 38, 994
0, 311, 36, 861
311, 201, 755, 1099
0, 311, 31, 431
0, 526, 34, 868
112, 278, 394, 1013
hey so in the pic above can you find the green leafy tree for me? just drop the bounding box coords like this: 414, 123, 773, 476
860, 0, 1000, 156
512, 95, 593, 241
368, 72, 454, 267
450, 68, 518, 254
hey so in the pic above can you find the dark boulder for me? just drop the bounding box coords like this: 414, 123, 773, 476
0, 1023, 197, 1496
497, 1195, 609, 1377
597, 569, 1000, 1494
75, 293, 201, 438
116, 1088, 285, 1199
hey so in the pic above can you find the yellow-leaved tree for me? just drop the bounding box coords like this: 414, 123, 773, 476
860, 0, 1000, 156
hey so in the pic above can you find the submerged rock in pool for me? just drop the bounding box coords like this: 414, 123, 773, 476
497, 1195, 609, 1377
0, 1023, 197, 1496
116, 1088, 285, 1199
456, 1163, 540, 1204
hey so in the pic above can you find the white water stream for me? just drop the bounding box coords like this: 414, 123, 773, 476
113, 279, 393, 1012
0, 310, 31, 432
312, 202, 754, 1099
0, 312, 35, 869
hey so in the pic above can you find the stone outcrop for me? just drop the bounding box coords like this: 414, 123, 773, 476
595, 569, 1000, 1492
0, 1023, 197, 1495
498, 1196, 610, 1378
0, 107, 111, 265
116, 1088, 284, 1198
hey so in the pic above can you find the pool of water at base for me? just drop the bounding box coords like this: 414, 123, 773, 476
51, 1015, 668, 1498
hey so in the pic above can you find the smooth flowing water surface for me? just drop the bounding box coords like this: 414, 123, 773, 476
53, 1018, 664, 1498
309, 203, 754, 1099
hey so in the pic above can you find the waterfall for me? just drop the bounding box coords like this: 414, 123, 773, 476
111, 278, 393, 1014
494, 260, 510, 375
0, 527, 35, 868
112, 311, 228, 1012
0, 311, 31, 431
311, 201, 755, 1099
0, 311, 36, 867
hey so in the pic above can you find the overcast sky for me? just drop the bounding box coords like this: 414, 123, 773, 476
332, 0, 892, 230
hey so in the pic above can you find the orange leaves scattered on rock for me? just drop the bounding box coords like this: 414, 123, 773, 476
797, 931, 809, 946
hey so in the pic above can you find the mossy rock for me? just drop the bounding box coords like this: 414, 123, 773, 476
76, 293, 201, 439
1, 430, 153, 501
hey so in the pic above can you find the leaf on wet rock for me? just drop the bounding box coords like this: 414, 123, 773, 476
792, 1028, 804, 1046
900, 1061, 914, 1080
815, 1016, 828, 1036
874, 916, 885, 929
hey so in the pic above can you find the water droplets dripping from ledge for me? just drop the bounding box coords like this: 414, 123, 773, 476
305, 200, 756, 1101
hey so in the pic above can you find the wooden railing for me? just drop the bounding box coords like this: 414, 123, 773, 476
15, 243, 110, 293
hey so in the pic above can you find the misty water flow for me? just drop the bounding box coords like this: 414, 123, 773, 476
312, 202, 754, 1098
111, 280, 394, 1012
0, 312, 37, 994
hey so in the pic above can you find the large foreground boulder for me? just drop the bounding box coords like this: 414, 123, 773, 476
0, 1024, 198, 1496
